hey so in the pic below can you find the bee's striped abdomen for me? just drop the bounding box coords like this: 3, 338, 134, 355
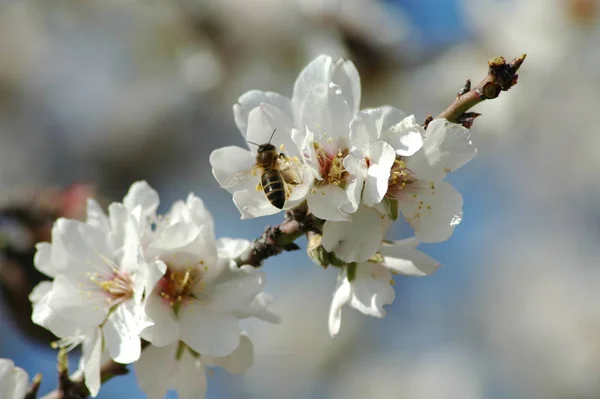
261, 169, 286, 209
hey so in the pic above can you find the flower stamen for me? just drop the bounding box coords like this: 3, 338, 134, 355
313, 143, 349, 188
157, 266, 202, 313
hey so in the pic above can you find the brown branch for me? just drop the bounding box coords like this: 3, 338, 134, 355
40, 349, 130, 399
434, 54, 527, 127
234, 203, 323, 267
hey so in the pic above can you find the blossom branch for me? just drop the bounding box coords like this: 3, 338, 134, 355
234, 203, 323, 267
429, 54, 527, 127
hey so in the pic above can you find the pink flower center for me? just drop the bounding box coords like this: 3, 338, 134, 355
313, 142, 349, 187
86, 268, 134, 307
385, 158, 418, 199
157, 265, 203, 312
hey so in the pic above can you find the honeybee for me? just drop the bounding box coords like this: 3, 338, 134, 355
223, 130, 297, 209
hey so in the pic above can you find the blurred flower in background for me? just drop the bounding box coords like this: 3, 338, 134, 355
1, 0, 600, 398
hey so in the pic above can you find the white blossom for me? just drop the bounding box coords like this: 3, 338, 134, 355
29, 188, 165, 396
135, 186, 277, 357
328, 238, 439, 336
320, 108, 425, 262
135, 334, 254, 399
348, 107, 423, 207
326, 116, 476, 252
0, 359, 29, 399
387, 119, 477, 242
212, 55, 366, 221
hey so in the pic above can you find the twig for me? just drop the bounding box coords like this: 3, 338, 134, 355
24, 374, 42, 399
234, 203, 323, 267
40, 349, 129, 399
434, 54, 527, 127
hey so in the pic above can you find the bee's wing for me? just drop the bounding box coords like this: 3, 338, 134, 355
221, 165, 258, 188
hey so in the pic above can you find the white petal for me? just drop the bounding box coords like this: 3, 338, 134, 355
380, 114, 424, 156
33, 242, 56, 277
135, 343, 177, 399
204, 271, 263, 314
363, 141, 396, 207
123, 181, 159, 219
31, 282, 86, 337
29, 281, 52, 303
148, 223, 217, 269
232, 189, 281, 219
108, 203, 141, 273
407, 118, 476, 181
178, 305, 240, 357
378, 105, 407, 131
82, 328, 103, 397
217, 238, 250, 261
349, 262, 395, 318
0, 359, 16, 397
235, 292, 282, 324
184, 194, 215, 230
283, 164, 314, 209
292, 54, 333, 117
143, 260, 167, 299
53, 219, 112, 276
293, 128, 321, 178
298, 83, 352, 140
10, 367, 28, 399
209, 146, 256, 192
328, 278, 352, 337
141, 294, 179, 347
307, 185, 351, 222
233, 90, 293, 137
47, 275, 108, 326
398, 181, 463, 243
291, 128, 307, 159
342, 155, 366, 213
206, 333, 254, 374
0, 359, 28, 399
103, 301, 143, 364
246, 103, 300, 158
322, 207, 390, 262
332, 58, 361, 114
349, 109, 383, 151
86, 198, 109, 233
172, 350, 208, 399
380, 239, 441, 276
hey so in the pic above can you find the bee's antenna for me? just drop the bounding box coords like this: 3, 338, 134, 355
268, 129, 276, 144
247, 141, 259, 147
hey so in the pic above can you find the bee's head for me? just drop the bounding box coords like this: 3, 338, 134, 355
257, 143, 276, 153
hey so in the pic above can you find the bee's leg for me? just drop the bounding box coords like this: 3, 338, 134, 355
284, 182, 293, 199
281, 169, 301, 186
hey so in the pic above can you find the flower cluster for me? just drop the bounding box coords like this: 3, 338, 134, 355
19, 53, 483, 398
211, 55, 476, 335
29, 182, 278, 398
